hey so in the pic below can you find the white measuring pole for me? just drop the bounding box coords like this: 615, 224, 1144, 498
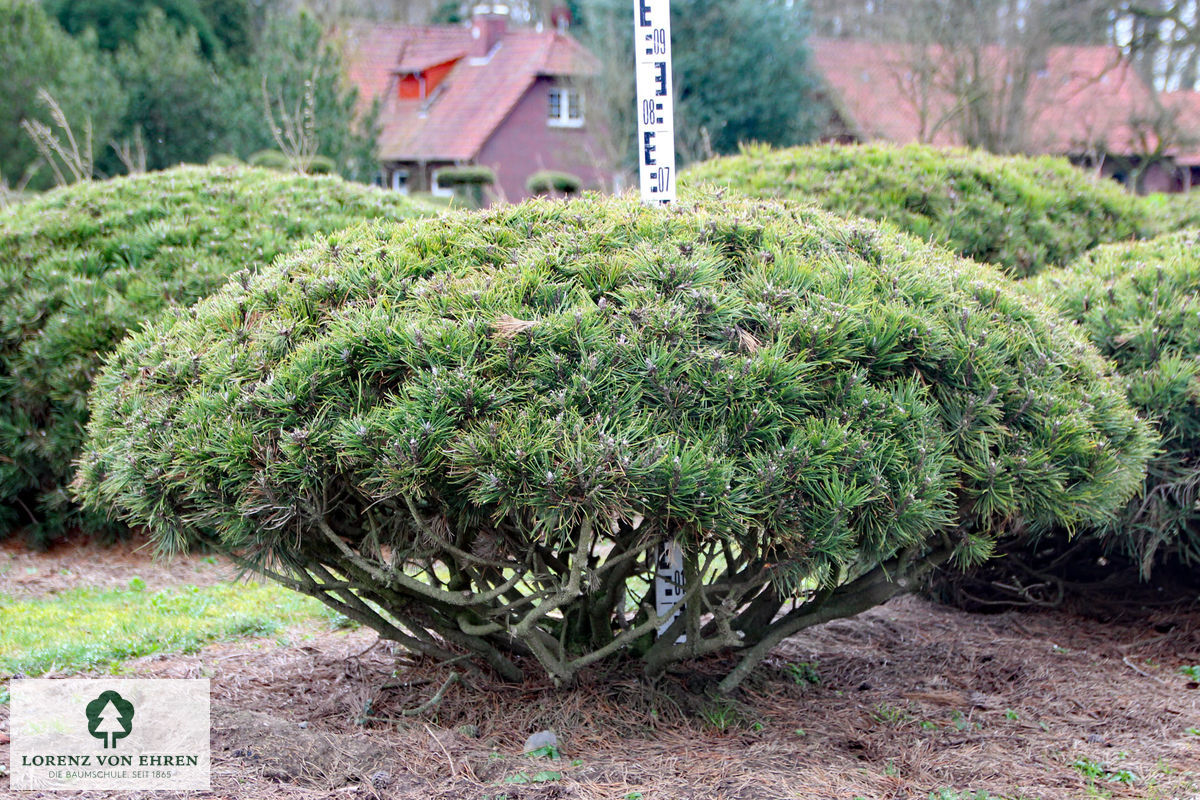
655, 539, 685, 639
635, 0, 683, 638
634, 0, 676, 205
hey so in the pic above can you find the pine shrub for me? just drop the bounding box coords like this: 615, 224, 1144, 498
434, 166, 496, 209
0, 165, 432, 543
435, 166, 497, 187
248, 150, 292, 170
683, 143, 1153, 278
1144, 191, 1200, 234
526, 170, 583, 196
75, 192, 1154, 688
1028, 232, 1200, 572
307, 155, 337, 175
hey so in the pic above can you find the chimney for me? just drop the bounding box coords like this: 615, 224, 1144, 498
470, 4, 508, 59
550, 4, 572, 32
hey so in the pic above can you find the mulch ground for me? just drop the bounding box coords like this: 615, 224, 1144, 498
0, 535, 236, 597
1, 540, 1198, 799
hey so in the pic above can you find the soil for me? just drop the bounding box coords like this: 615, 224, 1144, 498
0, 535, 237, 597
1, 541, 1198, 800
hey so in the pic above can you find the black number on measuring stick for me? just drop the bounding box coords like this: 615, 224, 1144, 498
656, 167, 670, 194
648, 167, 670, 194
643, 28, 666, 55
641, 99, 664, 125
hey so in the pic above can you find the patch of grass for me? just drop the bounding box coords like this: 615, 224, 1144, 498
784, 660, 821, 685
504, 770, 562, 784
697, 698, 742, 733
1072, 757, 1139, 787
0, 581, 342, 675
872, 702, 915, 725
526, 744, 561, 761
1178, 665, 1200, 679
950, 710, 981, 731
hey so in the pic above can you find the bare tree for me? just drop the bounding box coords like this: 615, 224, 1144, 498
811, 0, 1117, 153
1116, 1, 1200, 90
262, 73, 320, 174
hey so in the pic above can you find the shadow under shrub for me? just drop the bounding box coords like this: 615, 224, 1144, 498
0, 165, 432, 545
683, 143, 1154, 278
75, 192, 1153, 689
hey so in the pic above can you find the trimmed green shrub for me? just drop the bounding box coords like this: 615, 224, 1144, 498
0, 165, 433, 544
435, 166, 496, 208
1028, 231, 1200, 572
683, 143, 1154, 278
435, 165, 497, 187
76, 191, 1153, 688
207, 153, 242, 168
307, 155, 336, 175
248, 149, 291, 170
526, 170, 583, 196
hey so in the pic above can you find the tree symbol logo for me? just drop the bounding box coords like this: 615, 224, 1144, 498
85, 690, 135, 748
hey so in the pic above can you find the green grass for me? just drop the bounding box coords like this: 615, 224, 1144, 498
0, 581, 347, 676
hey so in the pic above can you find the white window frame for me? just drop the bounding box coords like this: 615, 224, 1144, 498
548, 87, 584, 128
430, 167, 455, 198
390, 168, 410, 195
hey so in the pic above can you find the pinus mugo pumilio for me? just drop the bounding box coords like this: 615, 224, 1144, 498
0, 165, 432, 545
683, 143, 1154, 279
74, 192, 1155, 689
1028, 231, 1200, 575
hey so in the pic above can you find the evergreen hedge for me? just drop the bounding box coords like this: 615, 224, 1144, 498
248, 150, 292, 170
435, 166, 497, 187
526, 170, 583, 196
1028, 231, 1200, 573
683, 143, 1154, 278
76, 192, 1154, 687
0, 165, 431, 543
207, 153, 243, 167
435, 166, 496, 208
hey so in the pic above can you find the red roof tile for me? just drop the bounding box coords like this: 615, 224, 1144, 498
343, 21, 597, 162
810, 37, 1175, 159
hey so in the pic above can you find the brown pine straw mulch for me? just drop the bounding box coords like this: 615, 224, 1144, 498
0, 535, 237, 597
3, 591, 1199, 800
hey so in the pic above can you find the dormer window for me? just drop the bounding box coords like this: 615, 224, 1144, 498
548, 88, 584, 127
399, 72, 428, 100
397, 59, 459, 101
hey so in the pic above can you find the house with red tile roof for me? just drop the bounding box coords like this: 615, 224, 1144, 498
342, 5, 611, 202
810, 37, 1200, 192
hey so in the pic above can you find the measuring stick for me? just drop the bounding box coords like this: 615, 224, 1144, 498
654, 539, 685, 640
635, 0, 684, 639
634, 0, 676, 205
